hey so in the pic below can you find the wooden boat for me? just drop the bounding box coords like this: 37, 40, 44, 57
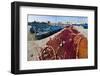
30, 22, 63, 40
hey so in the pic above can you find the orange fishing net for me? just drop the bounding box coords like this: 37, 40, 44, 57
39, 26, 88, 60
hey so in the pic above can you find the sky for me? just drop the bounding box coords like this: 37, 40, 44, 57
28, 15, 88, 24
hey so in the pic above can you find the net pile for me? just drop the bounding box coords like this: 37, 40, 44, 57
39, 26, 88, 60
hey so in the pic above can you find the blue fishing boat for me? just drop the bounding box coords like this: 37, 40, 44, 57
30, 22, 63, 40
